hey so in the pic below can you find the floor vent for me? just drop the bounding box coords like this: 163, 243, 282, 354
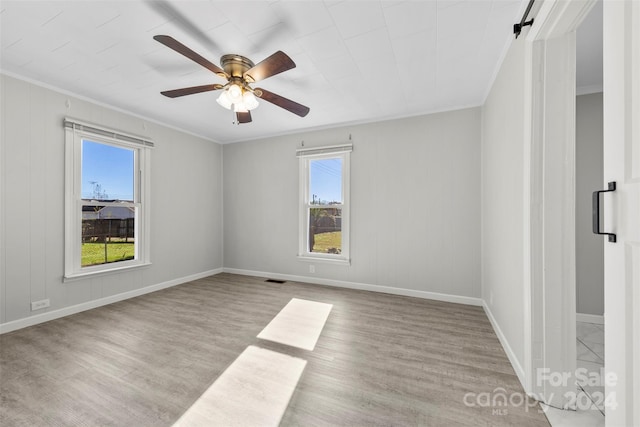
265, 279, 286, 284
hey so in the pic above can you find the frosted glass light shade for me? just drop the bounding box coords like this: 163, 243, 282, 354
243, 91, 259, 110
217, 91, 232, 109
228, 84, 243, 103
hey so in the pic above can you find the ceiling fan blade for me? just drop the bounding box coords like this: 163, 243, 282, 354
236, 111, 252, 124
154, 35, 228, 78
255, 88, 310, 117
146, 1, 221, 52
244, 51, 295, 83
160, 84, 223, 98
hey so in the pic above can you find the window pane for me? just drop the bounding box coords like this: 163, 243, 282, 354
82, 140, 134, 201
82, 205, 136, 267
309, 207, 342, 254
310, 158, 342, 204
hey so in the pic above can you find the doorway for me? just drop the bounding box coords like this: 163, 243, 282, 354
520, 0, 594, 413
575, 0, 605, 418
526, 1, 640, 425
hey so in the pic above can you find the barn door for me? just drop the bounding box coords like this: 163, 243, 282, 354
602, 0, 640, 425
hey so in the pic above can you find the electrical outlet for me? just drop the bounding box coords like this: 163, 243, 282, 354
309, 265, 315, 274
31, 299, 50, 311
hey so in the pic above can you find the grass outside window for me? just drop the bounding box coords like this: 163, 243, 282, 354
82, 240, 135, 267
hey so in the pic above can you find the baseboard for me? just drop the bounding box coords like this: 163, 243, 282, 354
482, 301, 527, 391
222, 267, 483, 307
0, 268, 223, 334
576, 312, 604, 325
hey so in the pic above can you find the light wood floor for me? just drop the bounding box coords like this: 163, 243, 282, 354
0, 273, 550, 426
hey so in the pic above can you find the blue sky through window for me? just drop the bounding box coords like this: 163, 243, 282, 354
310, 158, 342, 204
81, 140, 134, 201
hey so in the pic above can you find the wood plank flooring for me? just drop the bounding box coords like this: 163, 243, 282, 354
0, 273, 550, 426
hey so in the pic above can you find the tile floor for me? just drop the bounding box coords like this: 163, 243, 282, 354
542, 321, 605, 427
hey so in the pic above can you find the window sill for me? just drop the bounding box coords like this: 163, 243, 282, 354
297, 255, 350, 266
64, 262, 152, 282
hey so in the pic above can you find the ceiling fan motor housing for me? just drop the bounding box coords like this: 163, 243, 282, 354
220, 54, 255, 79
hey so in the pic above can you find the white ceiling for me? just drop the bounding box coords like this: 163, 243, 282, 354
1, 0, 601, 144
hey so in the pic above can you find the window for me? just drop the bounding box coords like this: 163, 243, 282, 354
298, 144, 351, 264
64, 119, 152, 279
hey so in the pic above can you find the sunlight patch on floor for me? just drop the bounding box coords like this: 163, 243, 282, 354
257, 298, 333, 350
173, 346, 307, 427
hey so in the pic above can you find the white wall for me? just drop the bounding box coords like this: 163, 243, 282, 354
575, 92, 604, 316
0, 74, 223, 330
223, 108, 482, 300
481, 35, 527, 370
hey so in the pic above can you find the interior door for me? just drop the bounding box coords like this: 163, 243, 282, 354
602, 0, 640, 425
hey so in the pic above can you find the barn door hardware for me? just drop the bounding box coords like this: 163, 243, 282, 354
592, 181, 616, 242
514, 0, 535, 38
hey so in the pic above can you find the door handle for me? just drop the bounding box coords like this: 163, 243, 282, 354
592, 181, 616, 242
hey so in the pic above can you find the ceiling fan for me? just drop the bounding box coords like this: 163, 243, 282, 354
154, 35, 310, 124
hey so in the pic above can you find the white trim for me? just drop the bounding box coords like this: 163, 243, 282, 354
483, 301, 527, 390
576, 313, 604, 325
0, 268, 223, 335
63, 261, 152, 282
223, 267, 483, 307
0, 71, 482, 147
0, 71, 220, 144
296, 143, 353, 157
296, 255, 350, 266
221, 103, 483, 145
521, 32, 535, 397
522, 0, 596, 409
527, 0, 595, 41
0, 75, 5, 325
64, 118, 154, 148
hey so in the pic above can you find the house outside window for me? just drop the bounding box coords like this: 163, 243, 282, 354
297, 144, 351, 264
64, 119, 152, 279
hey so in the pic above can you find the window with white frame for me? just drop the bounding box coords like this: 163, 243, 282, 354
64, 119, 152, 279
298, 144, 351, 263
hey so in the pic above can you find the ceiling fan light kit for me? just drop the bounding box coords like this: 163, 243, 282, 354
216, 83, 259, 112
154, 35, 309, 124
